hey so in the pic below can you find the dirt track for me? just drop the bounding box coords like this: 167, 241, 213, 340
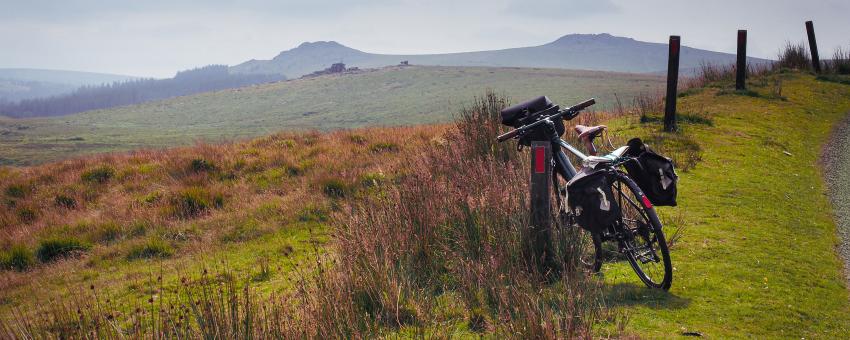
823, 111, 850, 286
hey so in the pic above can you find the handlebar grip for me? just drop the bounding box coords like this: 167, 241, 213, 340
496, 128, 521, 142
571, 98, 596, 111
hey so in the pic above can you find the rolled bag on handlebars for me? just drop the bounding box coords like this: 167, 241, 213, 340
500, 96, 564, 145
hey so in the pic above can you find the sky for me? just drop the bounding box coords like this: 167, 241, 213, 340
1, 0, 848, 78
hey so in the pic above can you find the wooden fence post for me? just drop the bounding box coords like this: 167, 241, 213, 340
529, 141, 556, 276
736, 30, 747, 90
664, 35, 680, 132
805, 21, 821, 73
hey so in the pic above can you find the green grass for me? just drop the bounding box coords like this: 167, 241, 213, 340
597, 72, 850, 338
0, 66, 663, 165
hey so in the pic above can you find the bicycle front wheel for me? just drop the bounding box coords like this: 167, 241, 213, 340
610, 173, 672, 290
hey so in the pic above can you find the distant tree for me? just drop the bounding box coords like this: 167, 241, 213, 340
0, 65, 285, 118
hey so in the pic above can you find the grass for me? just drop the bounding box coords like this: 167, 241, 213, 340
0, 66, 664, 166
1, 64, 850, 337
0, 124, 442, 322
596, 71, 850, 337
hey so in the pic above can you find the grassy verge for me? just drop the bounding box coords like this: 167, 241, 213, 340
598, 72, 850, 338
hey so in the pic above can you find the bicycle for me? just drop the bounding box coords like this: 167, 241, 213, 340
496, 96, 673, 290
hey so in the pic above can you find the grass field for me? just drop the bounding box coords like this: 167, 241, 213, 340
2, 68, 850, 338
0, 66, 663, 166
598, 72, 850, 338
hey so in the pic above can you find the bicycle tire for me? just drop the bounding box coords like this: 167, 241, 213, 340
611, 173, 673, 290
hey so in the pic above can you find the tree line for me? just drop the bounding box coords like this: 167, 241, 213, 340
0, 65, 284, 118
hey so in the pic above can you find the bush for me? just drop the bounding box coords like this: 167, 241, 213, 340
1, 245, 35, 271
320, 178, 350, 198
189, 158, 216, 172
169, 187, 223, 218
16, 207, 37, 224
126, 238, 174, 260
778, 41, 811, 70
4, 184, 28, 198
54, 194, 77, 209
361, 172, 386, 188
36, 237, 91, 263
826, 47, 850, 75
89, 222, 123, 244
368, 142, 400, 153
81, 166, 116, 184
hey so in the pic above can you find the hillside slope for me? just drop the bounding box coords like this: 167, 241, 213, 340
0, 66, 663, 165
230, 34, 770, 78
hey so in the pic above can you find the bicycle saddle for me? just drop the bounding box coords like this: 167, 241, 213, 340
574, 125, 607, 140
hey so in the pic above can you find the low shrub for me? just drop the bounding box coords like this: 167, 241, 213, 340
189, 158, 216, 173
89, 222, 123, 244
348, 134, 368, 145
54, 194, 77, 209
169, 187, 223, 218
368, 142, 400, 153
778, 41, 810, 70
16, 207, 37, 224
320, 178, 350, 198
361, 172, 386, 187
81, 166, 116, 184
126, 238, 174, 260
1, 245, 35, 271
4, 184, 28, 198
825, 46, 850, 75
36, 237, 91, 263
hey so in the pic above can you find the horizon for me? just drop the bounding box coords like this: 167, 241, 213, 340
2, 0, 848, 78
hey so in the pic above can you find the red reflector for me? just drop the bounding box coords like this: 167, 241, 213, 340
641, 195, 653, 209
534, 146, 546, 173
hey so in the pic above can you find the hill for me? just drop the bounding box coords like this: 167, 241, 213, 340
230, 33, 770, 78
2, 71, 850, 338
0, 66, 664, 165
0, 68, 138, 102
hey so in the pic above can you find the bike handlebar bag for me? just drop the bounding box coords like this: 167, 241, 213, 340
567, 167, 622, 233
623, 138, 678, 206
500, 96, 565, 145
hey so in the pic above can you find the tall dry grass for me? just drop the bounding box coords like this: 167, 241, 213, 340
1, 93, 613, 338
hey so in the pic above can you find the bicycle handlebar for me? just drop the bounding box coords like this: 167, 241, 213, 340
496, 98, 596, 143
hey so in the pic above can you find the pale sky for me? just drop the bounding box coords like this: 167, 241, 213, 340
2, 0, 848, 78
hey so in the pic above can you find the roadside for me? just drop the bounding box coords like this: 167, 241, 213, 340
822, 111, 850, 286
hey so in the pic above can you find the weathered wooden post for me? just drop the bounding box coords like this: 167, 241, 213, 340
529, 140, 556, 276
736, 30, 747, 90
664, 35, 680, 132
805, 21, 821, 73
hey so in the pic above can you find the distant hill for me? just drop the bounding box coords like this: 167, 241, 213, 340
0, 68, 138, 102
0, 66, 663, 165
230, 33, 771, 78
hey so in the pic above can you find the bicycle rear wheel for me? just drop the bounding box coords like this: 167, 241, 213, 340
610, 173, 672, 290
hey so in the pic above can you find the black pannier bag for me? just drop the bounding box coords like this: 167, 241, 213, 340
567, 168, 621, 233
500, 96, 564, 145
623, 138, 678, 206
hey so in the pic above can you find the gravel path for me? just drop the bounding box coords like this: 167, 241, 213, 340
823, 111, 850, 286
